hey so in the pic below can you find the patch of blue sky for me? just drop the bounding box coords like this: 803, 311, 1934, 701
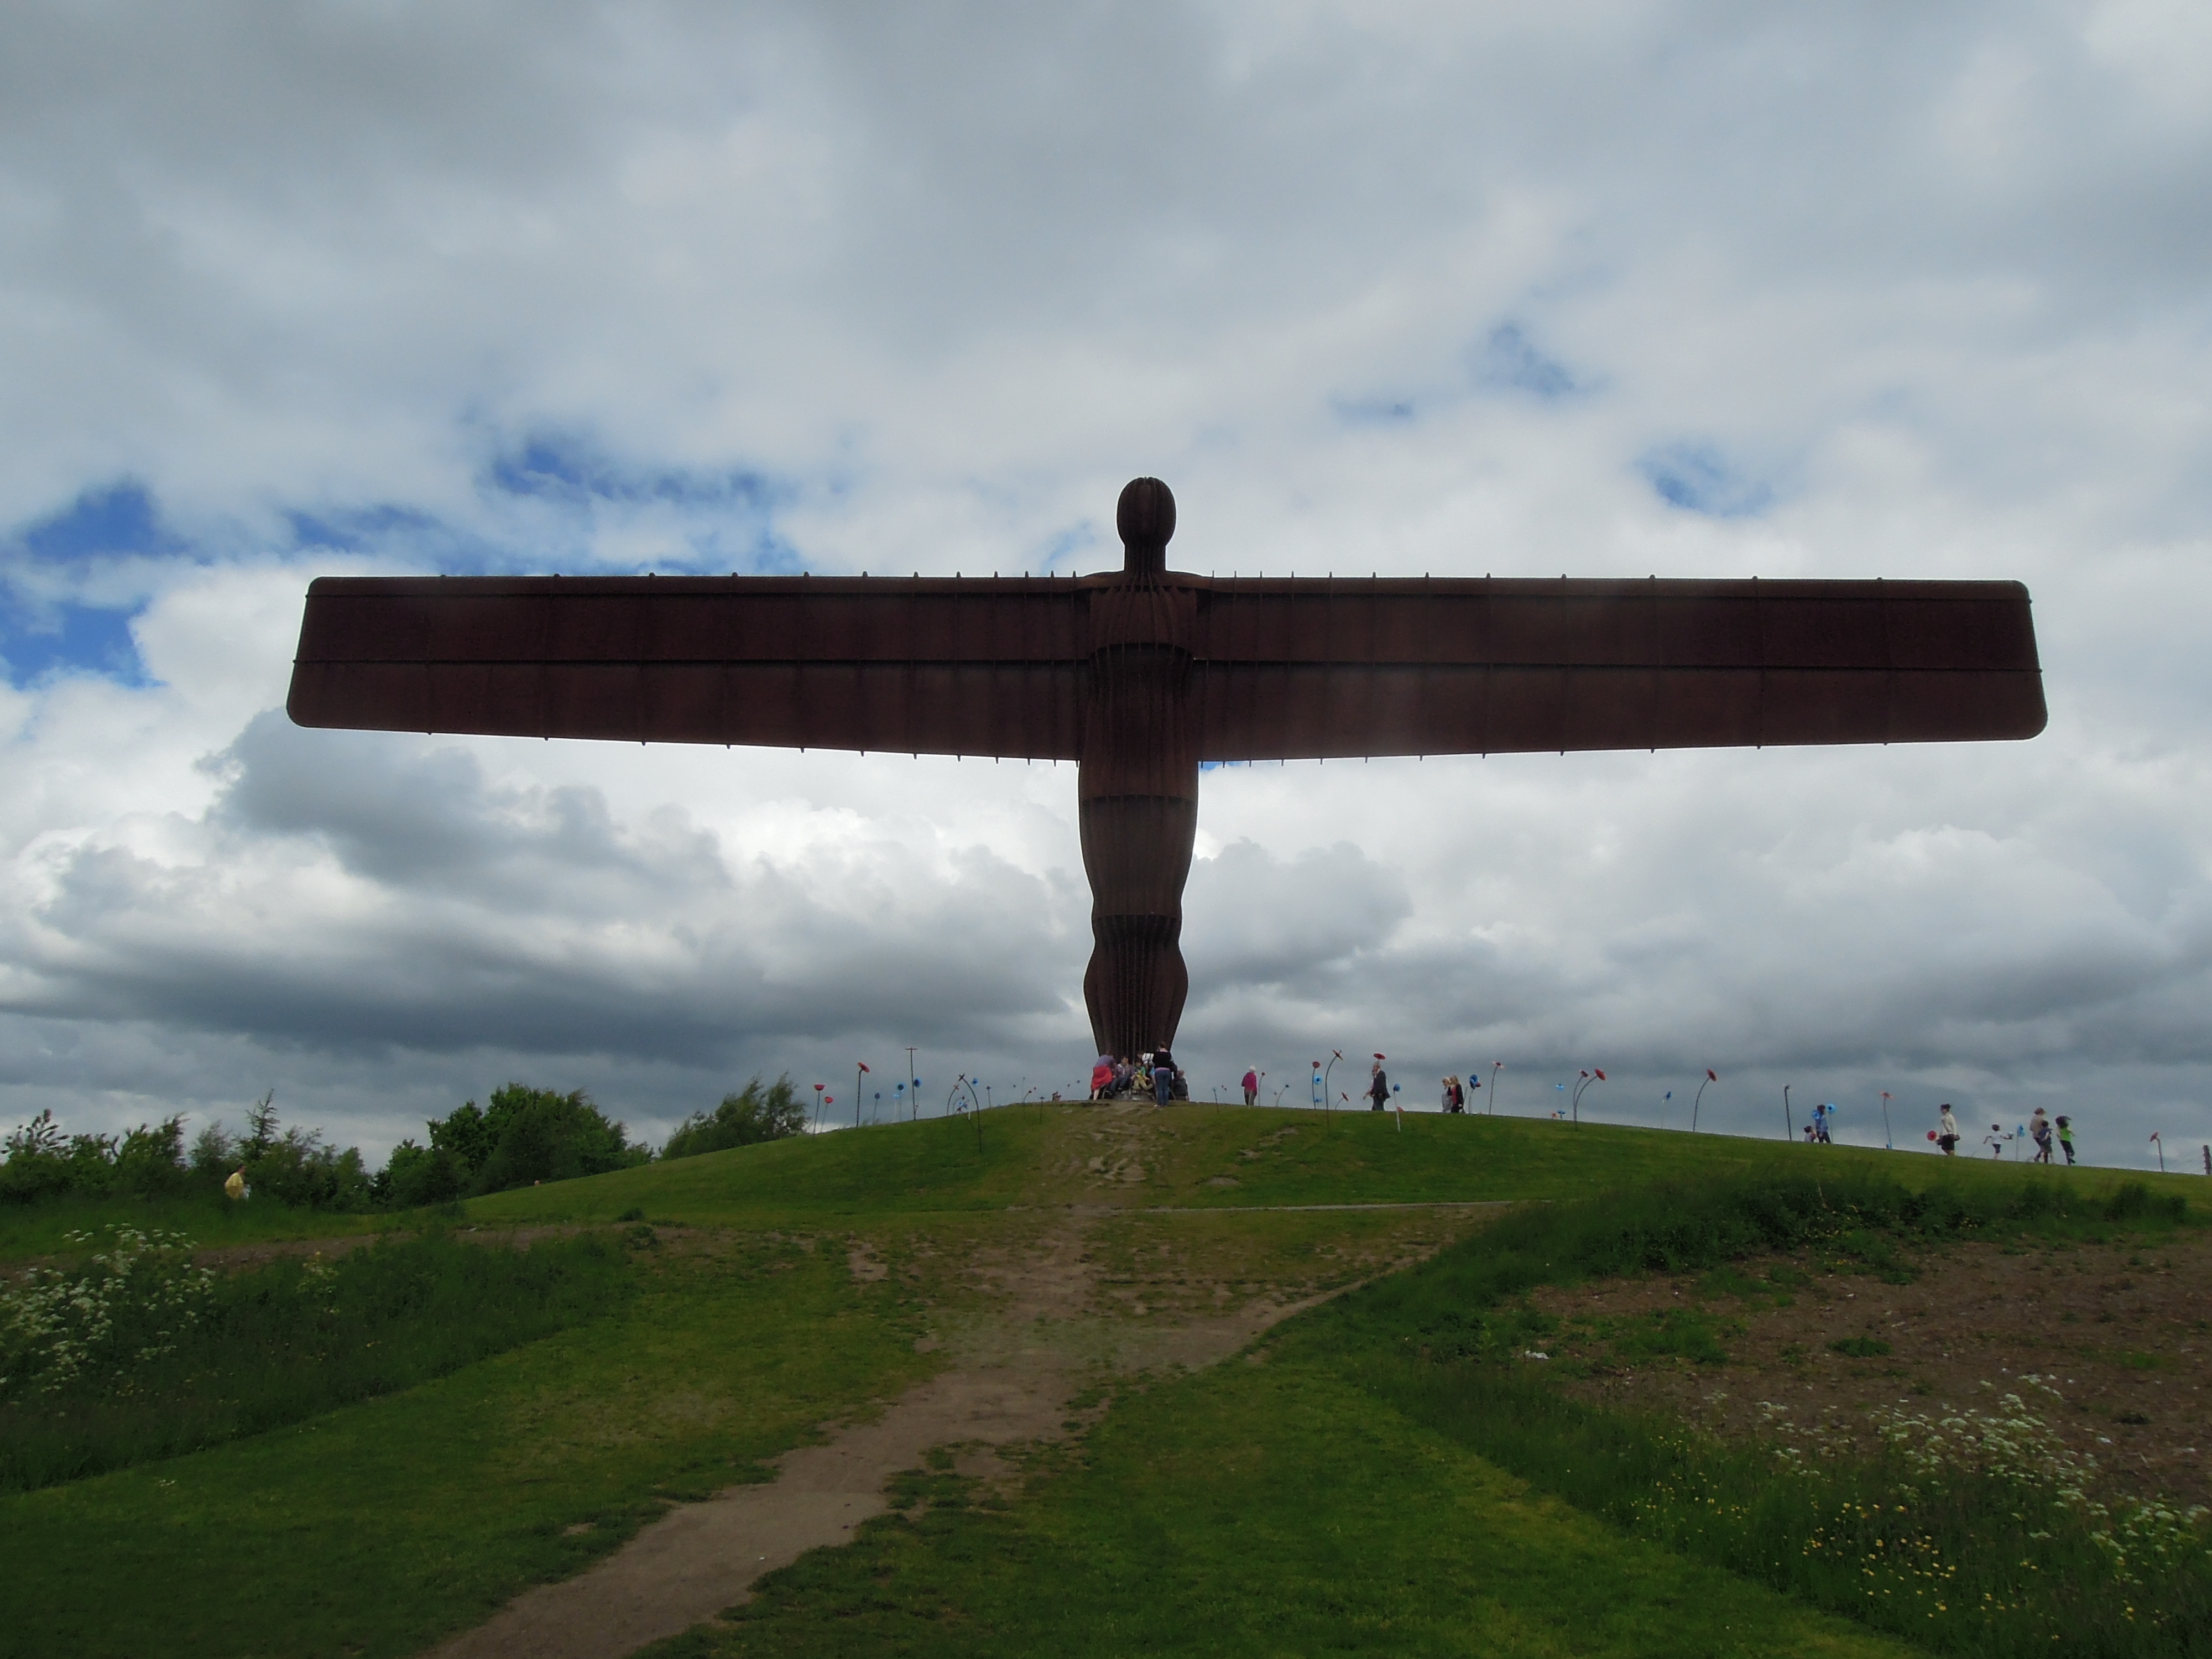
486, 434, 781, 515
286, 503, 441, 556
479, 432, 799, 574
1639, 442, 1773, 518
1033, 520, 1098, 573
1470, 324, 1580, 399
0, 599, 150, 686
18, 482, 182, 565
1332, 394, 1419, 426
1, 483, 179, 685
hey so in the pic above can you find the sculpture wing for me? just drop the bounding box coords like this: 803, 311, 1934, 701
1188, 577, 2045, 759
287, 576, 1090, 759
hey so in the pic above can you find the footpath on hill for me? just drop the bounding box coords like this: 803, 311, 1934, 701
432, 1105, 1498, 1659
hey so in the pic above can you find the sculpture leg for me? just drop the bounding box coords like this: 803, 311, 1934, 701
1078, 786, 1197, 1058
1077, 565, 1198, 1061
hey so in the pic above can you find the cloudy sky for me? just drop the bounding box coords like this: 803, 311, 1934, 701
3, 2, 2209, 1168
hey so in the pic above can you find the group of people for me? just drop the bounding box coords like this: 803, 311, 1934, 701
1933, 1103, 2077, 1163
1089, 1050, 1186, 1107
1439, 1075, 1470, 1113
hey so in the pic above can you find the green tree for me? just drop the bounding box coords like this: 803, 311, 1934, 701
188, 1121, 238, 1187
661, 1075, 807, 1159
392, 1086, 650, 1201
112, 1118, 189, 1197
380, 1138, 466, 1208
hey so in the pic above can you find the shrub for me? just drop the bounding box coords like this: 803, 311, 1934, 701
1, 1112, 194, 1206
661, 1075, 806, 1160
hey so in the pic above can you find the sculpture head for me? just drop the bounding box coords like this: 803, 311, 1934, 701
1117, 477, 1176, 574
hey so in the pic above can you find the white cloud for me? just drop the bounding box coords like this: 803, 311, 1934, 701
1, 2, 2209, 1168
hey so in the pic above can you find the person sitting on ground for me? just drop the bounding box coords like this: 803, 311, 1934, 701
1110, 1056, 1134, 1097
1938, 1103, 1960, 1156
1241, 1066, 1259, 1106
2056, 1114, 2077, 1165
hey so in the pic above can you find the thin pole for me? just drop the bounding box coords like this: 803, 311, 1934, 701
907, 1047, 918, 1122
1692, 1073, 1712, 1133
1489, 1061, 1503, 1115
1880, 1091, 1893, 1150
1782, 1084, 1793, 1142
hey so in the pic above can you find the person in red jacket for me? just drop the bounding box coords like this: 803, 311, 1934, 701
1241, 1067, 1259, 1105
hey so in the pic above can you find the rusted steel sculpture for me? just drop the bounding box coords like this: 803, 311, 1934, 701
289, 477, 2044, 1058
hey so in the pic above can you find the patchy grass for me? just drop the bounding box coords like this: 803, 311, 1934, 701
639, 1349, 1909, 1659
1322, 1172, 2211, 1656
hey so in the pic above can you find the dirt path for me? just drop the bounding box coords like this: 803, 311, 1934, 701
429, 1109, 1463, 1659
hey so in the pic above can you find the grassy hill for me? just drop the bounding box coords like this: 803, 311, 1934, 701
2, 1108, 2201, 1658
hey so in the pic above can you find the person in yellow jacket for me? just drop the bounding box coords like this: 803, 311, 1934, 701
224, 1167, 248, 1200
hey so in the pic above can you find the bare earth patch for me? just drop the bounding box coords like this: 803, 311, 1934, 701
1525, 1229, 2212, 1507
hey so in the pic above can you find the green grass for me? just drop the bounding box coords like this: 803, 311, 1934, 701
2, 1229, 635, 1491
465, 1106, 1057, 1225
463, 1104, 2208, 1228
640, 1348, 1909, 1659
0, 1189, 387, 1262
6, 1112, 2204, 1658
0, 1230, 936, 1659
11, 1106, 2191, 1259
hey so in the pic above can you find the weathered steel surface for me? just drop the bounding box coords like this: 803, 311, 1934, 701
289, 576, 2044, 758
289, 478, 2045, 1058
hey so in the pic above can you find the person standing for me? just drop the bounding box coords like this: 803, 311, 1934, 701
2029, 1108, 2054, 1164
1242, 1066, 1259, 1107
2056, 1115, 2077, 1165
1368, 1061, 1390, 1113
1938, 1103, 1960, 1156
1152, 1048, 1179, 1109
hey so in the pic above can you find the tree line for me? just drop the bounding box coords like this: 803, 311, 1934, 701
0, 1075, 808, 1211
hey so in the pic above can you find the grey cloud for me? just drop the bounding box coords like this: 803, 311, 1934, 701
1182, 838, 1412, 995
7, 713, 1086, 1067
